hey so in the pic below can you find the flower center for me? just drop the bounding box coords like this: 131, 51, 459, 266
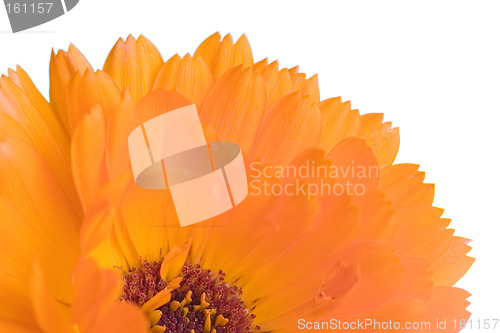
120, 259, 259, 333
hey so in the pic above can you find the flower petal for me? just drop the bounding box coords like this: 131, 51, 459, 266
429, 237, 475, 286
31, 260, 74, 333
160, 238, 192, 282
0, 75, 78, 208
319, 97, 361, 152
251, 92, 322, 165
106, 92, 136, 180
87, 303, 149, 333
49, 43, 93, 133
359, 113, 400, 168
0, 137, 80, 273
200, 66, 266, 154
194, 33, 253, 80
135, 89, 192, 125
420, 287, 471, 333
71, 106, 108, 212
289, 66, 320, 103
153, 54, 214, 110
66, 70, 122, 133
326, 137, 380, 191
72, 258, 145, 332
6, 66, 68, 144
103, 35, 164, 102
0, 198, 74, 310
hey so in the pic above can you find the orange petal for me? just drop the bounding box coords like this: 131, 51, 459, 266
359, 113, 400, 168
420, 287, 471, 333
66, 70, 122, 133
0, 322, 39, 333
194, 33, 253, 80
160, 239, 192, 282
429, 237, 475, 286
84, 204, 131, 270
289, 67, 320, 103
0, 279, 34, 324
380, 164, 434, 208
153, 54, 214, 110
199, 66, 266, 154
0, 137, 80, 276
141, 278, 182, 314
31, 260, 74, 333
241, 195, 358, 301
106, 92, 136, 180
6, 66, 68, 144
135, 89, 192, 126
352, 189, 396, 242
0, 198, 75, 310
103, 35, 164, 102
326, 137, 380, 192
71, 106, 108, 212
252, 58, 268, 73
87, 303, 149, 333
72, 258, 137, 332
198, 186, 276, 277
319, 97, 361, 152
251, 92, 322, 165
80, 203, 115, 253
0, 75, 78, 209
49, 43, 93, 133
119, 183, 173, 264
328, 242, 407, 316
253, 61, 299, 104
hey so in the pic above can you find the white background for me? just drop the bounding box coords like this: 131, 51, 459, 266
1, 0, 499, 329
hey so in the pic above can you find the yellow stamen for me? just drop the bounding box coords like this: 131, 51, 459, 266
214, 314, 229, 327
141, 277, 182, 313
151, 325, 166, 333
169, 300, 181, 311
147, 310, 163, 326
182, 307, 189, 317
181, 290, 193, 306
204, 313, 211, 333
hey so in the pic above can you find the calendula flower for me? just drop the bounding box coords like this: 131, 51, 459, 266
0, 32, 473, 333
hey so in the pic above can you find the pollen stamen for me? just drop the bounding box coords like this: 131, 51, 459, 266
120, 260, 259, 332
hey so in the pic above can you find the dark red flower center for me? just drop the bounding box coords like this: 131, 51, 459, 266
120, 259, 259, 333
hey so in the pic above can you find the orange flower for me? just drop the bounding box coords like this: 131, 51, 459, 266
0, 33, 473, 332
